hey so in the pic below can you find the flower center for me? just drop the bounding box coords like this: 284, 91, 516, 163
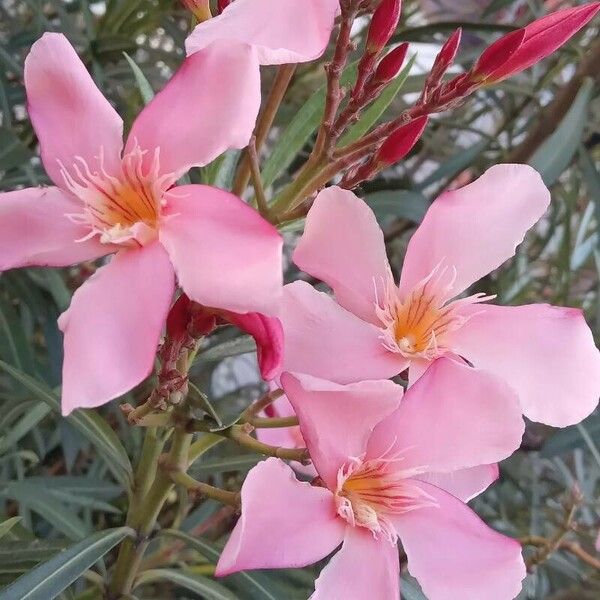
60, 144, 176, 247
335, 453, 435, 544
375, 264, 494, 360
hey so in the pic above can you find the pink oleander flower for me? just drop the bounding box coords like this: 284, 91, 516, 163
282, 164, 600, 427
185, 0, 340, 65
0, 33, 283, 415
217, 358, 526, 599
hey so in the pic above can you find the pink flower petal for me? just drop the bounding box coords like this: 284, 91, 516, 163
216, 458, 344, 576
59, 243, 174, 415
395, 481, 525, 600
293, 187, 391, 324
126, 42, 260, 177
399, 164, 550, 297
159, 185, 282, 316
282, 281, 406, 383
0, 187, 110, 270
24, 33, 123, 187
418, 464, 499, 503
367, 357, 524, 473
185, 0, 339, 65
281, 372, 402, 489
312, 527, 400, 600
449, 303, 600, 426
221, 310, 283, 380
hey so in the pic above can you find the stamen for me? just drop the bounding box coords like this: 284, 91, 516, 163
335, 452, 437, 545
58, 142, 177, 247
375, 262, 495, 360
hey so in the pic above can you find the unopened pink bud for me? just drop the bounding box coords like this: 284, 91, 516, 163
367, 0, 402, 53
373, 42, 409, 82
472, 3, 600, 83
376, 116, 428, 166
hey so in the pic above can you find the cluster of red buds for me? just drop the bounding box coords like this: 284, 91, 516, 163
312, 0, 600, 192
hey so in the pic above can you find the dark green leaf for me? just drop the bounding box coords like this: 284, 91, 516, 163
529, 78, 594, 186
0, 360, 133, 489
134, 569, 238, 600
1, 527, 133, 600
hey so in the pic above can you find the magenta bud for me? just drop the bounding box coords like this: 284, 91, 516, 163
434, 28, 462, 75
376, 116, 428, 166
218, 0, 231, 13
374, 42, 409, 82
367, 0, 402, 53
472, 3, 600, 83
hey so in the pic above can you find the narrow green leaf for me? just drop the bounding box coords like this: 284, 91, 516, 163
0, 402, 52, 452
160, 530, 279, 600
340, 54, 416, 145
529, 78, 594, 186
188, 382, 223, 427
414, 139, 488, 191
0, 517, 21, 541
122, 52, 154, 104
2, 482, 89, 541
540, 414, 600, 458
364, 190, 429, 225
191, 455, 260, 476
1, 527, 133, 600
21, 477, 122, 500
261, 65, 358, 188
0, 360, 133, 489
135, 569, 237, 600
200, 336, 256, 363
0, 540, 69, 568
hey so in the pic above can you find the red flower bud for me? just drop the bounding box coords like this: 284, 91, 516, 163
367, 0, 402, 53
432, 28, 462, 77
472, 3, 600, 83
376, 116, 428, 166
167, 294, 193, 339
218, 0, 231, 13
373, 42, 409, 83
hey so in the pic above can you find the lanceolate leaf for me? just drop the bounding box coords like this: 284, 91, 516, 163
0, 360, 133, 489
340, 54, 416, 145
160, 530, 280, 600
135, 569, 238, 600
261, 65, 358, 189
1, 527, 133, 600
529, 78, 594, 186
0, 517, 21, 542
2, 482, 89, 541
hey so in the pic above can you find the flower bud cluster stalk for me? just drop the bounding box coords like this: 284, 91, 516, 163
271, 2, 600, 217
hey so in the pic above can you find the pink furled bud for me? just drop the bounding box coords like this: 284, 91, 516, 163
472, 3, 600, 83
373, 42, 409, 82
376, 115, 429, 165
181, 0, 212, 22
367, 0, 402, 53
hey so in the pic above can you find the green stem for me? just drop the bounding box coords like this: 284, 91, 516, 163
109, 428, 191, 597
169, 470, 240, 507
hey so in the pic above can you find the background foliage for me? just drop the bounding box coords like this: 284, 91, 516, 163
0, 0, 599, 598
